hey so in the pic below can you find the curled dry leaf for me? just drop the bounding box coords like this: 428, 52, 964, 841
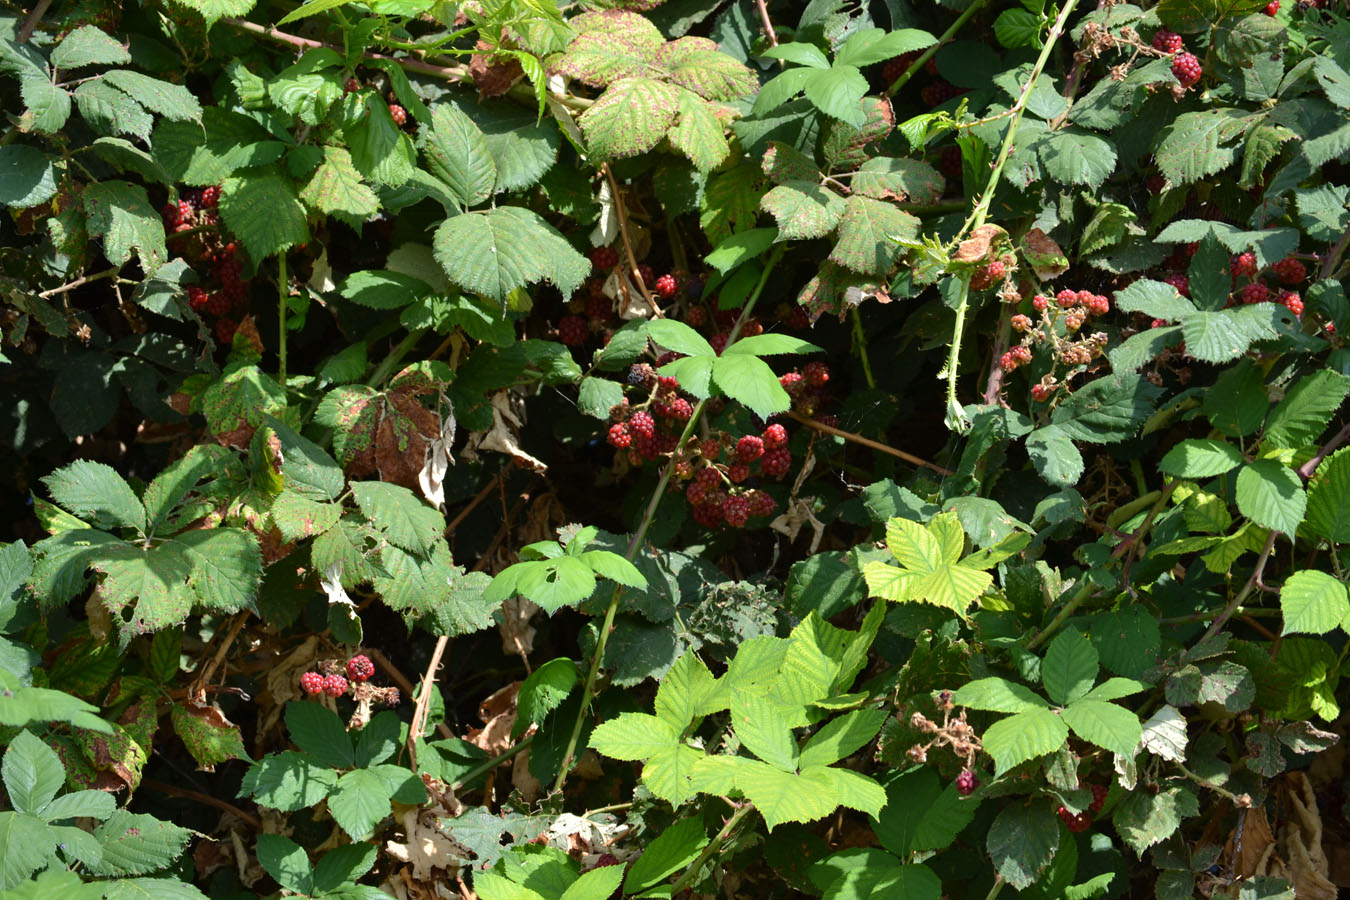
954, 223, 1009, 264
1278, 772, 1337, 900
1020, 227, 1070, 281
385, 808, 470, 884
475, 391, 548, 473
467, 681, 521, 756
469, 39, 524, 99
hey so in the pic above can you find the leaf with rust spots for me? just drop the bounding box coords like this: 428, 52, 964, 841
822, 96, 895, 169
1021, 227, 1070, 281
954, 224, 1009, 263
76, 722, 147, 793
317, 385, 381, 475
373, 390, 441, 490
116, 694, 158, 755
172, 700, 249, 771
761, 141, 819, 185
200, 364, 286, 449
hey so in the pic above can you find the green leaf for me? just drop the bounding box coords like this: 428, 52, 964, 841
88, 810, 192, 877
995, 8, 1043, 48
433, 206, 588, 305
423, 105, 497, 208
338, 270, 431, 310
724, 334, 824, 357
2, 731, 64, 816
553, 10, 663, 86
345, 94, 416, 186
17, 73, 70, 134
313, 843, 377, 893
374, 544, 494, 636
829, 196, 916, 275
244, 750, 338, 811
987, 803, 1059, 890
761, 43, 831, 69
171, 701, 249, 769
82, 181, 166, 273
654, 651, 724, 729
872, 767, 977, 857
953, 677, 1049, 713
981, 707, 1069, 776
514, 658, 579, 738
648, 318, 715, 357
668, 89, 731, 173
623, 817, 708, 895
300, 146, 378, 219
1025, 425, 1085, 486
863, 513, 992, 617
732, 691, 801, 770
1181, 306, 1281, 364
706, 227, 778, 274
1036, 128, 1116, 189
1306, 448, 1350, 542
1061, 699, 1141, 757
328, 768, 393, 839
1263, 370, 1350, 449
1205, 359, 1268, 437
165, 0, 256, 27
1279, 570, 1350, 636
38, 789, 114, 822
42, 460, 146, 533
102, 71, 201, 122
284, 701, 353, 770
561, 865, 624, 900
257, 834, 314, 895
579, 78, 681, 161
798, 707, 887, 769
76, 83, 152, 142
1042, 628, 1099, 706
803, 65, 868, 127
219, 170, 309, 260
1158, 439, 1245, 478
852, 156, 945, 205
1235, 459, 1306, 534
0, 811, 57, 888
1111, 787, 1197, 856
277, 0, 356, 25
0, 145, 56, 208
711, 352, 792, 419
658, 37, 757, 101
1049, 374, 1161, 443
51, 25, 132, 68
1156, 109, 1245, 184
350, 482, 444, 554
590, 712, 679, 760
760, 180, 845, 239
152, 109, 285, 186
833, 28, 937, 67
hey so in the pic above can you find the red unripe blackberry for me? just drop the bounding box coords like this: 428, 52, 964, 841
955, 769, 979, 795
1032, 294, 1049, 311
727, 462, 750, 483
1151, 318, 1170, 328
558, 315, 588, 346
186, 286, 209, 311
687, 306, 708, 327
215, 317, 238, 344
344, 77, 361, 94
1089, 784, 1108, 812
1242, 282, 1271, 304
762, 423, 788, 449
686, 480, 707, 506
161, 203, 180, 227
667, 397, 692, 420
736, 434, 765, 462
201, 185, 221, 208
700, 438, 721, 460
1162, 273, 1190, 296
593, 854, 621, 869
1055, 289, 1078, 308
629, 411, 655, 439
590, 246, 619, 269
178, 199, 194, 222
696, 466, 722, 490
1232, 251, 1258, 277
921, 81, 964, 106
205, 291, 231, 317
881, 53, 914, 85
323, 673, 348, 697
1086, 294, 1110, 316
722, 495, 750, 527
1273, 257, 1307, 284
1264, 1, 1279, 14
1011, 313, 1033, 331
780, 372, 804, 392
985, 259, 1006, 280
346, 654, 375, 682
300, 671, 324, 695
653, 274, 677, 298
657, 375, 679, 392
1152, 29, 1183, 54
1280, 291, 1303, 315
709, 332, 729, 355
762, 448, 792, 478
1031, 384, 1051, 402
803, 361, 830, 386
608, 423, 632, 449
748, 490, 776, 518
388, 103, 408, 126
1172, 52, 1202, 87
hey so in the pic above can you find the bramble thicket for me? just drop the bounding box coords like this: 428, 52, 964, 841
0, 0, 1349, 897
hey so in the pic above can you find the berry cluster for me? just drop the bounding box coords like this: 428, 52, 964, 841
606, 373, 692, 463
1230, 252, 1307, 315
161, 185, 252, 344
298, 654, 380, 699
1056, 785, 1107, 834
778, 361, 834, 419
1003, 288, 1112, 401
680, 422, 787, 527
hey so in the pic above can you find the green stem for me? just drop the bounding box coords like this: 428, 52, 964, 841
851, 308, 876, 390
366, 327, 429, 388
551, 248, 785, 793
450, 734, 535, 791
884, 0, 989, 97
983, 877, 1006, 900
1026, 579, 1094, 652
939, 0, 1082, 432
666, 804, 757, 895
277, 252, 288, 387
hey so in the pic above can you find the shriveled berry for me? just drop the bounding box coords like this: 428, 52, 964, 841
559, 315, 588, 346
300, 671, 324, 695
955, 768, 979, 795
388, 103, 408, 126
763, 423, 788, 449
629, 411, 655, 439
1273, 257, 1307, 284
736, 434, 765, 462
1152, 29, 1183, 54
1172, 52, 1202, 87
654, 274, 677, 297
346, 655, 375, 682
608, 423, 632, 449
322, 673, 348, 697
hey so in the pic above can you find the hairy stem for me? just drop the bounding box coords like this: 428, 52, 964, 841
756, 0, 780, 47
277, 252, 288, 386
552, 248, 785, 792
940, 0, 1081, 431
223, 18, 469, 82
667, 804, 757, 895
884, 0, 988, 98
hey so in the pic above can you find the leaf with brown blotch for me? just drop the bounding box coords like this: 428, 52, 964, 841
469, 40, 524, 100
1021, 227, 1070, 281
954, 224, 1009, 263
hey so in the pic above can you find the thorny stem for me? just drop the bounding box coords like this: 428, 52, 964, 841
408, 631, 452, 767
667, 804, 757, 895
1298, 422, 1350, 479
277, 253, 288, 386
38, 266, 119, 299
449, 734, 535, 791
755, 0, 780, 47
884, 0, 988, 97
603, 163, 661, 317
850, 308, 876, 389
785, 410, 952, 475
17, 0, 52, 43
223, 18, 469, 82
552, 248, 785, 792
1198, 530, 1280, 647
940, 0, 1081, 432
